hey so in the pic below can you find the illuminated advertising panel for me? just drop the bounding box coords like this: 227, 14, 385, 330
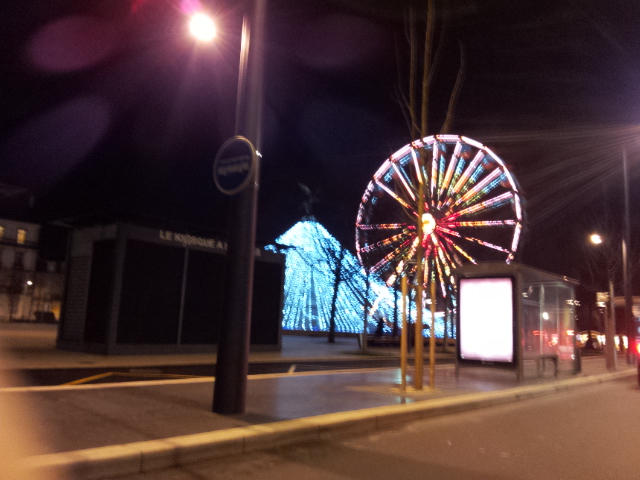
458, 276, 515, 364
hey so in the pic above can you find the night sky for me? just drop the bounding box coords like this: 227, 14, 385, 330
2, 0, 640, 295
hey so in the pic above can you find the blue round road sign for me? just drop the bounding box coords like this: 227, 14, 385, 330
213, 136, 257, 195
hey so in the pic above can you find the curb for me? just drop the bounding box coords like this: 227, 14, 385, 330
22, 369, 634, 479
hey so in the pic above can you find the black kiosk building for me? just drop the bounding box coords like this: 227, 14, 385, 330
57, 222, 284, 354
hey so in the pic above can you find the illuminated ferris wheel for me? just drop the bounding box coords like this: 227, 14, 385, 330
356, 135, 523, 298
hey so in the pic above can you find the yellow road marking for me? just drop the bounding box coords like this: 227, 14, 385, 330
63, 371, 205, 385
2, 364, 461, 392
113, 372, 205, 379
63, 372, 113, 385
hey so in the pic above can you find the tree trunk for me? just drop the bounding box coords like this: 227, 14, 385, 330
328, 248, 345, 343
393, 285, 399, 337
362, 269, 371, 352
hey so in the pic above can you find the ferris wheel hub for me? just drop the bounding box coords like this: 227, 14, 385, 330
422, 213, 437, 236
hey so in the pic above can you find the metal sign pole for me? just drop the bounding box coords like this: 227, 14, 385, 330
212, 0, 266, 415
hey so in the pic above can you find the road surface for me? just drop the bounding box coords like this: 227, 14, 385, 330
112, 376, 639, 480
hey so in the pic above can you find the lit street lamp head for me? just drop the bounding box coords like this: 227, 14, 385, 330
590, 233, 603, 245
189, 12, 216, 42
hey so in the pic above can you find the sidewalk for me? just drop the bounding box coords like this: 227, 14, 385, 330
0, 322, 636, 480
0, 322, 411, 370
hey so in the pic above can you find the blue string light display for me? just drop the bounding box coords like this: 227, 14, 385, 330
268, 219, 449, 336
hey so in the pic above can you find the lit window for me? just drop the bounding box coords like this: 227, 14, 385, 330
0, 226, 4, 240
17, 229, 26, 245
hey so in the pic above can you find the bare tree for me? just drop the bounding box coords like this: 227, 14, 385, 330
396, 0, 466, 139
293, 184, 375, 342
305, 220, 371, 343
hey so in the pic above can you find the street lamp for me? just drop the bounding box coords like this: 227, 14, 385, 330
589, 233, 616, 370
590, 233, 603, 245
189, 2, 266, 415
188, 12, 216, 42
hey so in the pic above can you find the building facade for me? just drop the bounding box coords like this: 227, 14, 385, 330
57, 222, 284, 354
0, 219, 65, 322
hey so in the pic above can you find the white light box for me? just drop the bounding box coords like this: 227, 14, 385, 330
459, 276, 514, 363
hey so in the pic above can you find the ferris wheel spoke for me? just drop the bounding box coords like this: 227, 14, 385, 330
410, 146, 424, 186
430, 145, 439, 206
459, 173, 505, 210
405, 235, 420, 262
374, 178, 415, 211
434, 251, 448, 297
370, 237, 415, 274
435, 233, 458, 280
434, 236, 456, 277
418, 243, 433, 285
437, 142, 462, 207
436, 151, 446, 202
435, 225, 461, 238
360, 232, 410, 254
444, 191, 514, 221
437, 229, 478, 264
460, 235, 511, 254
430, 234, 450, 279
391, 162, 417, 202
384, 258, 411, 286
440, 240, 462, 274
443, 157, 466, 208
434, 231, 456, 262
447, 168, 503, 213
445, 150, 485, 207
511, 222, 522, 252
356, 223, 408, 231
439, 220, 517, 228
421, 244, 438, 289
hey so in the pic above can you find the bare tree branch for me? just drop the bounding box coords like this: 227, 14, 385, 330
409, 6, 418, 140
440, 41, 466, 134
427, 10, 446, 86
420, 0, 435, 138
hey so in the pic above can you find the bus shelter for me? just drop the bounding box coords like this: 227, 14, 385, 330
455, 262, 579, 381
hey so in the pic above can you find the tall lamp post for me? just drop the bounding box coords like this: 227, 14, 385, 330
589, 233, 616, 370
622, 150, 635, 364
189, 1, 267, 414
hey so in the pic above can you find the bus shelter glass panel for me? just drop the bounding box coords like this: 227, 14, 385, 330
521, 269, 576, 374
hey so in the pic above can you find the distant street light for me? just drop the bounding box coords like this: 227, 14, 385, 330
590, 233, 603, 245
